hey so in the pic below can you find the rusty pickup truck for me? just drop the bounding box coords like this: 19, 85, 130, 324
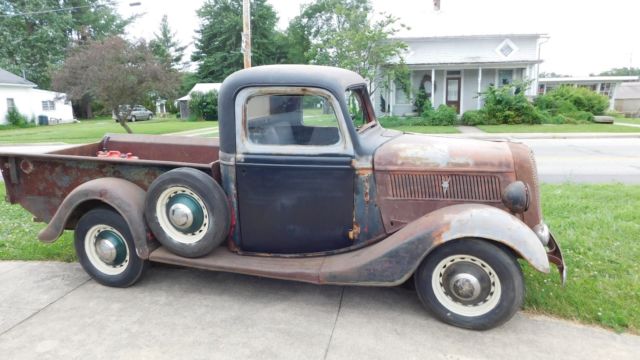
0, 65, 565, 330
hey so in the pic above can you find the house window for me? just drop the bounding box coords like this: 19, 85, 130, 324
496, 39, 518, 58
600, 83, 613, 98
538, 83, 546, 95
6, 98, 15, 111
498, 70, 514, 86
42, 100, 56, 111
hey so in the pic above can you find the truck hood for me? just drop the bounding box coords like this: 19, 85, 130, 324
374, 134, 514, 173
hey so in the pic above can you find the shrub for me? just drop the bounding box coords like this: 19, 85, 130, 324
421, 104, 458, 126
481, 82, 542, 125
535, 86, 609, 116
461, 110, 485, 126
413, 87, 431, 114
189, 90, 218, 121
5, 108, 31, 127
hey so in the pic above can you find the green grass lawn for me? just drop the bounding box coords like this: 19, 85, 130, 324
615, 117, 640, 125
385, 125, 459, 134
0, 183, 638, 333
0, 116, 218, 144
477, 124, 640, 133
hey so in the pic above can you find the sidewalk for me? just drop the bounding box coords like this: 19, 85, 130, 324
1, 261, 638, 359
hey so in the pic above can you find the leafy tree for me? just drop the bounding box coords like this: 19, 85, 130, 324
191, 0, 285, 81
189, 90, 219, 121
0, 0, 130, 88
292, 0, 408, 93
150, 14, 187, 69
597, 67, 640, 76
52, 37, 180, 133
539, 72, 570, 78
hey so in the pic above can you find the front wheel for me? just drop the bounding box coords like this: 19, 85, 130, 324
414, 239, 524, 330
74, 208, 147, 287
130, 115, 137, 122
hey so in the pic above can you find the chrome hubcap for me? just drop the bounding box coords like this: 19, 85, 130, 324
449, 273, 481, 301
95, 238, 117, 264
169, 203, 194, 229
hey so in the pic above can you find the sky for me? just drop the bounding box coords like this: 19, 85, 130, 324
117, 0, 640, 76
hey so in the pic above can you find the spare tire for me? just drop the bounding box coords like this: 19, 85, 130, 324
145, 167, 230, 258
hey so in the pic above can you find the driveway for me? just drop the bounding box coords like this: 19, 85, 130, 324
1, 261, 638, 359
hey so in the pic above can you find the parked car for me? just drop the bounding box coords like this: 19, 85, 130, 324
112, 105, 153, 122
0, 65, 565, 330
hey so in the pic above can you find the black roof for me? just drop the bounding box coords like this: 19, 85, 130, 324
0, 68, 36, 87
218, 65, 367, 153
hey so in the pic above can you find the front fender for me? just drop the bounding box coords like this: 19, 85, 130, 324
320, 204, 549, 286
38, 178, 154, 259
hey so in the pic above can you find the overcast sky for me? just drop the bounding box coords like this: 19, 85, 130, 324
118, 0, 640, 76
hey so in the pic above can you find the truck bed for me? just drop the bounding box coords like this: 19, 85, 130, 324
0, 134, 220, 224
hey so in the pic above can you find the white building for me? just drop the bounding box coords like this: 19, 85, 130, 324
614, 82, 640, 116
176, 83, 222, 119
376, 34, 547, 116
0, 68, 74, 125
538, 76, 640, 110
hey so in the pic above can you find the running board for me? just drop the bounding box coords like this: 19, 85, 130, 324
149, 246, 325, 284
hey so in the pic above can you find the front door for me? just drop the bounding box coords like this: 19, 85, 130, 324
235, 88, 355, 254
446, 76, 461, 113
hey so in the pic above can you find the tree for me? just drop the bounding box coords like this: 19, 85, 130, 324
598, 67, 640, 76
0, 0, 130, 88
191, 0, 284, 82
291, 0, 408, 94
150, 15, 187, 69
52, 37, 180, 133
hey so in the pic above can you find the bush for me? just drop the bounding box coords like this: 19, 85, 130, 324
189, 90, 218, 121
413, 87, 431, 114
535, 86, 609, 116
421, 105, 458, 126
481, 82, 542, 125
461, 110, 485, 126
5, 108, 32, 128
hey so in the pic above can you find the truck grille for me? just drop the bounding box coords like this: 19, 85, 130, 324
388, 173, 502, 201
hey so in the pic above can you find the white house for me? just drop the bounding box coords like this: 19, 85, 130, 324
538, 76, 640, 110
375, 34, 547, 116
0, 68, 74, 125
176, 83, 222, 119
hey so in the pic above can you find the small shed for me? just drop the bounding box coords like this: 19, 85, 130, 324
614, 82, 640, 117
176, 83, 222, 119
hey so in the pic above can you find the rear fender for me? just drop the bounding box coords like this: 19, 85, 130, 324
38, 178, 155, 259
321, 204, 549, 285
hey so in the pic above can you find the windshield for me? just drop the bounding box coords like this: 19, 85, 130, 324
345, 87, 378, 132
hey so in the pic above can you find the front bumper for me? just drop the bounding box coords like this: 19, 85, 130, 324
546, 232, 566, 285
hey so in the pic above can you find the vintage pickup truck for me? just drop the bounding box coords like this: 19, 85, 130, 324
0, 65, 565, 330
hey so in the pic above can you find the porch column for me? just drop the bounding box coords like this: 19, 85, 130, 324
442, 70, 447, 105
389, 77, 394, 115
477, 67, 482, 110
430, 69, 435, 106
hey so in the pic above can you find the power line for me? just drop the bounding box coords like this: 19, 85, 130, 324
0, 1, 139, 18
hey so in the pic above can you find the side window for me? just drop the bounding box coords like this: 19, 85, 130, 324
245, 94, 341, 146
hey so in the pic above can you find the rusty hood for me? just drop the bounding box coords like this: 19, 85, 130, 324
374, 134, 514, 172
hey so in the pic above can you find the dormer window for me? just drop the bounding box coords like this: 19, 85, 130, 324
496, 39, 518, 58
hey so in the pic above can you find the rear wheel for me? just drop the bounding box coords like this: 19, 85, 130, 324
414, 239, 524, 330
145, 167, 230, 258
130, 115, 137, 122
74, 208, 146, 287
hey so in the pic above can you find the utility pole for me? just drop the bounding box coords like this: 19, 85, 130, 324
242, 0, 251, 68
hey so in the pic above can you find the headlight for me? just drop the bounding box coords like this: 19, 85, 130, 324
533, 223, 550, 246
502, 181, 529, 213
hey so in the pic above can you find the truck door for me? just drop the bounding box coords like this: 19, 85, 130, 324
234, 87, 355, 254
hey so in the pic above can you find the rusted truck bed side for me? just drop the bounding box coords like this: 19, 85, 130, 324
0, 134, 220, 226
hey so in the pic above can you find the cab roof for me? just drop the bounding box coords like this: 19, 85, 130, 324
218, 65, 367, 154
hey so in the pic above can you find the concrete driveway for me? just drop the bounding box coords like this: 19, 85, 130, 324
1, 261, 638, 359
